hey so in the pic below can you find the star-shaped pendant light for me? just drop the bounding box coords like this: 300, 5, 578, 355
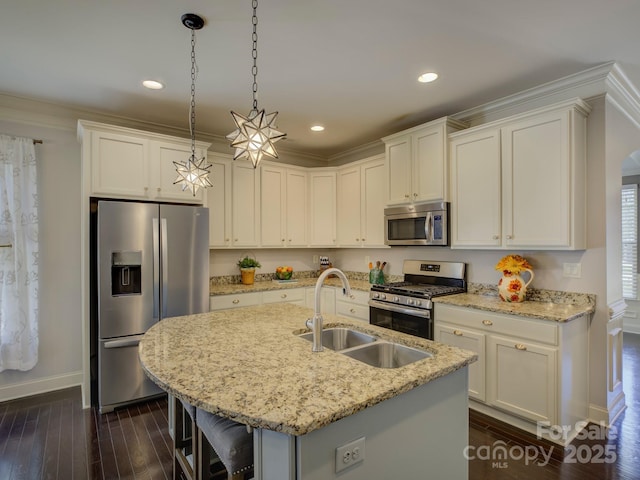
227, 0, 286, 168
174, 13, 213, 196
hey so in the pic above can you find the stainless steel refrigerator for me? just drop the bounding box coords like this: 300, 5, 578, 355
91, 200, 209, 413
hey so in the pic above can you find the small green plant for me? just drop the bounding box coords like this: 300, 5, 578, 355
237, 256, 261, 269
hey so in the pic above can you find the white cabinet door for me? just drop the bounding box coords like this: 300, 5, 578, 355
308, 171, 337, 247
487, 335, 557, 424
386, 135, 412, 205
286, 169, 308, 247
450, 128, 502, 248
260, 165, 286, 247
232, 162, 260, 247
435, 323, 486, 401
207, 155, 232, 248
502, 110, 571, 248
337, 165, 362, 247
413, 124, 447, 202
152, 141, 206, 204
90, 130, 150, 198
360, 156, 387, 247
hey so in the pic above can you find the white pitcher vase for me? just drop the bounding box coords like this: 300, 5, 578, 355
498, 268, 534, 302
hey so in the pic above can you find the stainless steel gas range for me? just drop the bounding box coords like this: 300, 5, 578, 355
369, 260, 466, 339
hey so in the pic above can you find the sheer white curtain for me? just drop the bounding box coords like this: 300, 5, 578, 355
0, 134, 39, 372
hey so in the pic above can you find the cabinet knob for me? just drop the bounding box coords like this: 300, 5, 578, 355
281, 294, 287, 298
232, 299, 240, 304
482, 320, 493, 326
350, 308, 356, 314
492, 235, 500, 240
288, 239, 292, 242
355, 238, 360, 241
281, 238, 285, 242
413, 193, 418, 197
157, 187, 161, 192
362, 238, 366, 241
225, 238, 230, 242
144, 186, 149, 192
404, 194, 410, 199
350, 294, 355, 299
506, 235, 513, 240
515, 343, 527, 351
453, 330, 463, 336
234, 238, 238, 242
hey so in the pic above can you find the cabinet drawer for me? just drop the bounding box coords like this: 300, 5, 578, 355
262, 288, 305, 304
210, 292, 262, 311
344, 289, 370, 304
336, 301, 369, 322
435, 304, 557, 345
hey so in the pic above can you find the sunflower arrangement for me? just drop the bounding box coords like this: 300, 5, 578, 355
495, 254, 532, 275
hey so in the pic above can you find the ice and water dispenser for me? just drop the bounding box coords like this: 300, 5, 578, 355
111, 251, 142, 296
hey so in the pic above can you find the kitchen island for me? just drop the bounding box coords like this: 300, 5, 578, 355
139, 303, 476, 479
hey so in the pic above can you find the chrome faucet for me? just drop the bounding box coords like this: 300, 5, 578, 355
306, 267, 352, 352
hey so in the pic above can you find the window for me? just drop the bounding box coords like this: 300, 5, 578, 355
622, 184, 638, 299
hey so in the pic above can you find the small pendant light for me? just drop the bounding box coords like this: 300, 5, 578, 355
174, 13, 213, 196
227, 0, 286, 168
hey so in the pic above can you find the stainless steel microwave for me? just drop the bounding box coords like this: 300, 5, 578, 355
384, 202, 449, 246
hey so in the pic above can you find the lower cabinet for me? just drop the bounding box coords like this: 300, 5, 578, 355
210, 292, 262, 311
335, 289, 370, 322
434, 303, 588, 443
262, 288, 305, 306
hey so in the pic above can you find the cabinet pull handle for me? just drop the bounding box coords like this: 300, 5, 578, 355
453, 330, 463, 336
515, 343, 527, 351
281, 294, 287, 298
482, 320, 493, 326
232, 299, 240, 304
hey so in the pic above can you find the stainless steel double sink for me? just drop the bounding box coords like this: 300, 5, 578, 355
298, 328, 432, 368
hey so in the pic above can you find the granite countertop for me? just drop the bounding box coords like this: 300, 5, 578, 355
139, 303, 476, 436
433, 293, 595, 322
210, 277, 373, 296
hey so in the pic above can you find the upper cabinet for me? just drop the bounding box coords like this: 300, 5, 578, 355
207, 154, 232, 248
308, 170, 337, 247
337, 155, 387, 247
449, 99, 590, 250
260, 163, 308, 248
78, 120, 210, 204
383, 117, 466, 205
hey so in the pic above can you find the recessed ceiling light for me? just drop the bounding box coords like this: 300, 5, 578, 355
142, 80, 165, 90
418, 72, 438, 83
310, 125, 325, 132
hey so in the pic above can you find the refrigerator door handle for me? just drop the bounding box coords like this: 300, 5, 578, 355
103, 335, 145, 349
153, 217, 160, 320
161, 217, 168, 318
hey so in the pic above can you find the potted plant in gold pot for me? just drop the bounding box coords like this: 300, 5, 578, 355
237, 254, 261, 285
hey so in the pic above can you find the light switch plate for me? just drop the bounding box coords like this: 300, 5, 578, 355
563, 263, 582, 278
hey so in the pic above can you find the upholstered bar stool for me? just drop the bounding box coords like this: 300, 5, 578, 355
196, 408, 254, 480
173, 396, 199, 480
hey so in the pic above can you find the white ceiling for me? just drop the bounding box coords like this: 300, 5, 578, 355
2, 0, 640, 159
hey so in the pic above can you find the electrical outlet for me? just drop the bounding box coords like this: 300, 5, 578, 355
335, 437, 366, 473
312, 255, 319, 265
563, 263, 582, 278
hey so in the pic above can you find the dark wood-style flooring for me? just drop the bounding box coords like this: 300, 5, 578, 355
1, 333, 639, 479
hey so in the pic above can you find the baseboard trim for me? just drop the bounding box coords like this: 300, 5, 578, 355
0, 371, 83, 403
588, 395, 627, 427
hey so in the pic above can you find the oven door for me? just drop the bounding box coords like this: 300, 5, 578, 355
369, 300, 433, 340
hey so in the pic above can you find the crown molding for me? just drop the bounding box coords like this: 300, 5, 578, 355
451, 62, 617, 125
605, 63, 640, 130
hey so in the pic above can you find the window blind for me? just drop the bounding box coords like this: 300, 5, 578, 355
622, 184, 638, 299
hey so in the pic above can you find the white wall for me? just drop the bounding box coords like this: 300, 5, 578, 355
0, 117, 83, 401
209, 248, 334, 277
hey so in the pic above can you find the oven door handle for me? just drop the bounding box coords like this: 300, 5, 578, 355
368, 299, 431, 318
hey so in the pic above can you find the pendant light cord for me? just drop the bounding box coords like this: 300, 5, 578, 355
251, 0, 259, 112
190, 27, 198, 159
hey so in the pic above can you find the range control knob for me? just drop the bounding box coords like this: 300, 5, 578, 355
407, 299, 414, 305
393, 296, 400, 302
380, 294, 386, 300
415, 300, 422, 307
373, 293, 380, 299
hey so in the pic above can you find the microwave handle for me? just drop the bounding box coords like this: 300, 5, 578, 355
425, 211, 433, 242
